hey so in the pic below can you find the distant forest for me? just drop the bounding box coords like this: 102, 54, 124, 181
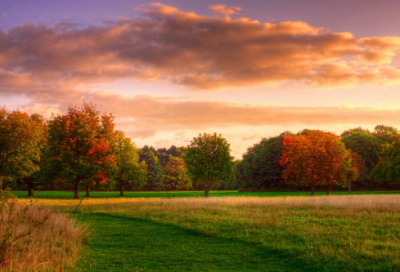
2, 103, 400, 197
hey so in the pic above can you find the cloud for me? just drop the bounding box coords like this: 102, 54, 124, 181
208, 5, 242, 15
242, 134, 259, 141
0, 2, 400, 99
125, 128, 157, 139
38, 91, 399, 138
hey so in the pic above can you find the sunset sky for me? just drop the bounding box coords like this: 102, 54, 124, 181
2, 0, 400, 158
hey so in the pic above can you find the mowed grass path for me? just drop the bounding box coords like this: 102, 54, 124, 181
11, 190, 400, 199
76, 212, 299, 271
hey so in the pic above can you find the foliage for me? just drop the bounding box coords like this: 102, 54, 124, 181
371, 136, 400, 185
48, 103, 116, 198
0, 109, 45, 191
184, 133, 234, 197
341, 127, 371, 138
111, 131, 147, 196
164, 156, 192, 190
140, 147, 165, 191
280, 130, 357, 195
372, 125, 399, 142
341, 131, 384, 170
236, 136, 285, 190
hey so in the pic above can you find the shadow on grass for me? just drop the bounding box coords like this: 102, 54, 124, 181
76, 212, 317, 272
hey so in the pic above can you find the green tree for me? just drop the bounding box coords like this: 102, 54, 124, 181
237, 136, 285, 190
111, 132, 147, 196
184, 133, 234, 197
164, 156, 192, 190
147, 156, 165, 191
14, 114, 49, 196
48, 103, 116, 199
371, 136, 400, 185
341, 131, 384, 170
0, 109, 45, 192
341, 127, 371, 138
341, 130, 385, 189
372, 125, 399, 143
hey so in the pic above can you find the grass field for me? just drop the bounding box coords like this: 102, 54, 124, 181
11, 189, 400, 199
16, 192, 400, 272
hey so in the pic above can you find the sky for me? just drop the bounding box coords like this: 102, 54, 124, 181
1, 0, 400, 158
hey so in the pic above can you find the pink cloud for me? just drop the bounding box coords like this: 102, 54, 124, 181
0, 2, 399, 100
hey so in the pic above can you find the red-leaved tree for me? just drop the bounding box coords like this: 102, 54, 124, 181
280, 130, 357, 196
48, 103, 116, 199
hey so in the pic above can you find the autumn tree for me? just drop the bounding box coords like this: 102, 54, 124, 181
0, 109, 46, 193
280, 130, 357, 196
164, 156, 192, 190
111, 131, 147, 196
48, 103, 116, 199
183, 133, 234, 197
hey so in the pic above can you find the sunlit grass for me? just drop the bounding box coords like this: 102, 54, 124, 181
11, 189, 400, 199
18, 194, 400, 271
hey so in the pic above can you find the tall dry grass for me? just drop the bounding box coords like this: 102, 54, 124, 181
0, 191, 86, 272
21, 194, 400, 211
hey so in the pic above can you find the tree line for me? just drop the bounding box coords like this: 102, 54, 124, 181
1, 102, 399, 197
236, 126, 400, 194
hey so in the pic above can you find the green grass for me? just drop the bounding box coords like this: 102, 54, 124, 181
11, 189, 400, 199
68, 196, 400, 272
14, 190, 400, 271
76, 212, 300, 271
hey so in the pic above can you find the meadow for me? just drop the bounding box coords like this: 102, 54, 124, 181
11, 190, 400, 199
12, 191, 400, 271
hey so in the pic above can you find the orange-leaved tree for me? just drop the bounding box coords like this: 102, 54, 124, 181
280, 130, 357, 196
48, 103, 116, 199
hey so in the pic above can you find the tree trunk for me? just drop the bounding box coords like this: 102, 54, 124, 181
28, 184, 34, 197
348, 182, 351, 194
311, 184, 315, 196
120, 183, 124, 197
86, 184, 91, 197
327, 184, 331, 196
74, 176, 81, 199
204, 189, 209, 198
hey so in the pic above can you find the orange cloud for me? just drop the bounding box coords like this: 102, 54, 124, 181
208, 4, 242, 15
49, 92, 399, 138
0, 2, 400, 97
